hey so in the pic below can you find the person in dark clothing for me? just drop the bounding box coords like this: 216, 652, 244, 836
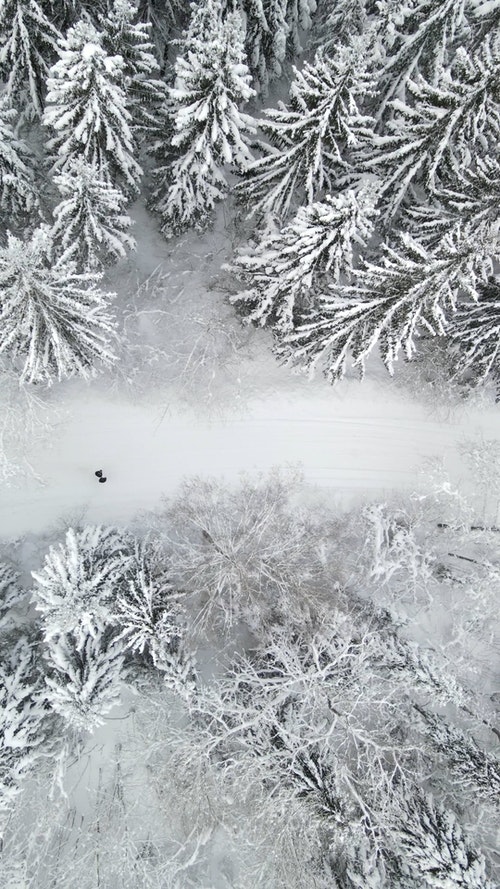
95, 470, 103, 477
99, 477, 107, 483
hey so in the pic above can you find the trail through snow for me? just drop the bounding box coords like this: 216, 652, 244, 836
1, 379, 499, 539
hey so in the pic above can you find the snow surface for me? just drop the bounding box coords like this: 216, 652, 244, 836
1, 378, 499, 539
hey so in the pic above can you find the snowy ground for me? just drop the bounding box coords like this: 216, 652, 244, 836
1, 199, 499, 541
1, 379, 500, 540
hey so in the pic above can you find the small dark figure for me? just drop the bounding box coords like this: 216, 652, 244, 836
95, 469, 103, 478
99, 477, 107, 484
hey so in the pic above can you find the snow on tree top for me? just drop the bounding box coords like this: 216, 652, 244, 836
82, 43, 102, 61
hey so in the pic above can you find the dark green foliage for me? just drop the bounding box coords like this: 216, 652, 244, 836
449, 278, 500, 396
280, 224, 496, 382
0, 0, 61, 116
416, 706, 500, 803
237, 44, 376, 222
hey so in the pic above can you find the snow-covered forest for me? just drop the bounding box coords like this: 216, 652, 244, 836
0, 0, 499, 886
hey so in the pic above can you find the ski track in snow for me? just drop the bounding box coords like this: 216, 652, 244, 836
1, 380, 499, 539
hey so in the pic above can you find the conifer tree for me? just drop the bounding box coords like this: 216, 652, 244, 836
285, 0, 317, 59
237, 43, 376, 223
470, 0, 500, 46
113, 547, 196, 696
43, 0, 83, 32
395, 791, 494, 888
32, 526, 132, 644
0, 0, 61, 117
239, 0, 287, 94
44, 624, 125, 731
46, 0, 110, 31
52, 160, 135, 270
229, 185, 378, 331
379, 0, 470, 111
114, 546, 183, 669
449, 278, 500, 394
444, 156, 500, 228
416, 707, 500, 803
280, 223, 497, 382
151, 1, 255, 237
44, 19, 142, 195
0, 227, 117, 384
406, 156, 500, 246
0, 638, 47, 821
312, 0, 370, 51
365, 36, 500, 219
0, 561, 21, 633
99, 0, 166, 135
240, 0, 316, 93
0, 97, 36, 227
137, 0, 186, 63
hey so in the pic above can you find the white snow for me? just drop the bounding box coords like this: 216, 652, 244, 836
82, 42, 101, 60
1, 377, 498, 539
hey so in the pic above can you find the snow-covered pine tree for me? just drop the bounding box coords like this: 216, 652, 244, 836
32, 525, 132, 645
237, 43, 376, 223
0, 0, 61, 117
279, 223, 497, 383
113, 544, 197, 698
379, 0, 470, 112
339, 838, 390, 889
260, 0, 287, 75
137, 0, 187, 63
382, 634, 466, 708
364, 35, 500, 220
113, 542, 183, 666
42, 0, 84, 32
44, 623, 125, 731
0, 227, 117, 384
286, 748, 394, 887
0, 97, 36, 228
238, 0, 287, 95
52, 160, 135, 270
449, 278, 500, 394
0, 637, 47, 822
0, 561, 21, 634
395, 791, 494, 888
363, 501, 435, 592
44, 19, 142, 196
415, 707, 500, 803
443, 154, 500, 231
99, 0, 166, 135
311, 0, 370, 51
406, 155, 500, 247
228, 185, 378, 332
151, 1, 255, 237
239, 0, 316, 94
285, 0, 316, 59
45, 0, 110, 31
470, 0, 500, 46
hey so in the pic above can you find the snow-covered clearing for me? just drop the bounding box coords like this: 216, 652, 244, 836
1, 200, 499, 540
1, 381, 500, 540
